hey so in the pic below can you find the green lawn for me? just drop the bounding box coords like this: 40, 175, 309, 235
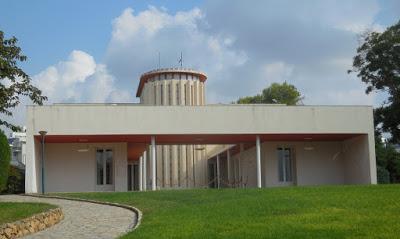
56, 185, 400, 239
0, 202, 56, 225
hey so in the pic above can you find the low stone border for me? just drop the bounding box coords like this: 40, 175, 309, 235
0, 207, 63, 239
24, 194, 143, 233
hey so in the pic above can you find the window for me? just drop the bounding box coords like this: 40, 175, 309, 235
168, 84, 172, 105
161, 85, 164, 105
176, 83, 180, 105
277, 147, 292, 182
154, 85, 157, 104
191, 85, 194, 105
105, 149, 113, 184
184, 84, 187, 105
96, 149, 113, 185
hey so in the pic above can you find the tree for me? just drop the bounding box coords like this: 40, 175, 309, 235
0, 130, 11, 191
375, 133, 400, 183
349, 21, 400, 143
0, 30, 47, 131
237, 82, 303, 105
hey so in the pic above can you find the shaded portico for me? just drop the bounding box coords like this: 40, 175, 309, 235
34, 132, 367, 192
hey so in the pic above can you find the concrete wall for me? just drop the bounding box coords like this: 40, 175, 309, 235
343, 135, 373, 184
43, 142, 127, 193
26, 105, 374, 135
223, 140, 370, 188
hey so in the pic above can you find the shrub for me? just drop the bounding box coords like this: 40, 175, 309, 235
377, 166, 390, 184
4, 165, 25, 194
0, 130, 11, 191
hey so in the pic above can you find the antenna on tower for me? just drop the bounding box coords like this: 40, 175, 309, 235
178, 52, 183, 68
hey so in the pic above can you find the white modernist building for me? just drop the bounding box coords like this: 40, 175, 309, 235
25, 68, 376, 193
9, 129, 27, 169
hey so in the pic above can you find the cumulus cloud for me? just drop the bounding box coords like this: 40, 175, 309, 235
33, 50, 132, 103
104, 6, 248, 101
100, 2, 387, 105
262, 62, 294, 84
201, 0, 386, 105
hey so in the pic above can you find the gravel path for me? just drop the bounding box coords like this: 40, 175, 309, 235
0, 195, 137, 239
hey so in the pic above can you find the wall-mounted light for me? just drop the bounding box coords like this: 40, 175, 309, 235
77, 148, 89, 153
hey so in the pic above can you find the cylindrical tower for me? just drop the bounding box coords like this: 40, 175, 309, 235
136, 68, 206, 106
136, 68, 208, 189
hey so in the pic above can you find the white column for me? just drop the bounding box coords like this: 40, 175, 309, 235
139, 156, 143, 191
216, 154, 220, 189
227, 149, 231, 186
151, 136, 156, 191
256, 136, 262, 188
143, 151, 147, 191
239, 143, 243, 187
233, 152, 236, 187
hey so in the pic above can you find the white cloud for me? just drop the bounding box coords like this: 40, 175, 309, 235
262, 62, 294, 84
326, 89, 376, 105
111, 7, 203, 44
33, 50, 132, 103
33, 50, 96, 101
315, 0, 383, 33
105, 6, 248, 101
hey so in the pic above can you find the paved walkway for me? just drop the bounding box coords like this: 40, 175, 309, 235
0, 195, 137, 239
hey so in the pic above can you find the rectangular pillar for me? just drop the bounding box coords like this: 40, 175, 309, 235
239, 143, 243, 187
227, 149, 231, 187
139, 156, 143, 191
143, 151, 147, 191
216, 154, 220, 189
256, 136, 261, 188
151, 136, 156, 191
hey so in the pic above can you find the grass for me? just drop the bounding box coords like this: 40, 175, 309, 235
0, 202, 56, 225
55, 185, 400, 239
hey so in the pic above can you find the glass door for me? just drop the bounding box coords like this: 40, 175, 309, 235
277, 147, 295, 186
96, 149, 114, 191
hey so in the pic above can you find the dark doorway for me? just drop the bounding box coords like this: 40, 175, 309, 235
208, 162, 217, 188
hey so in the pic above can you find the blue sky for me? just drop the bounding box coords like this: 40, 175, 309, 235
1, 0, 201, 74
1, 0, 399, 129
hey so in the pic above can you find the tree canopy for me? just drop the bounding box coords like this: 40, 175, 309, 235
0, 30, 47, 131
349, 21, 400, 143
0, 130, 11, 191
237, 82, 303, 105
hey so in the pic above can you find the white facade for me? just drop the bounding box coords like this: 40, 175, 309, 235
24, 68, 377, 193
9, 130, 27, 168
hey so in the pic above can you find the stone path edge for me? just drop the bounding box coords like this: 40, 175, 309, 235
0, 207, 64, 239
23, 194, 143, 233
